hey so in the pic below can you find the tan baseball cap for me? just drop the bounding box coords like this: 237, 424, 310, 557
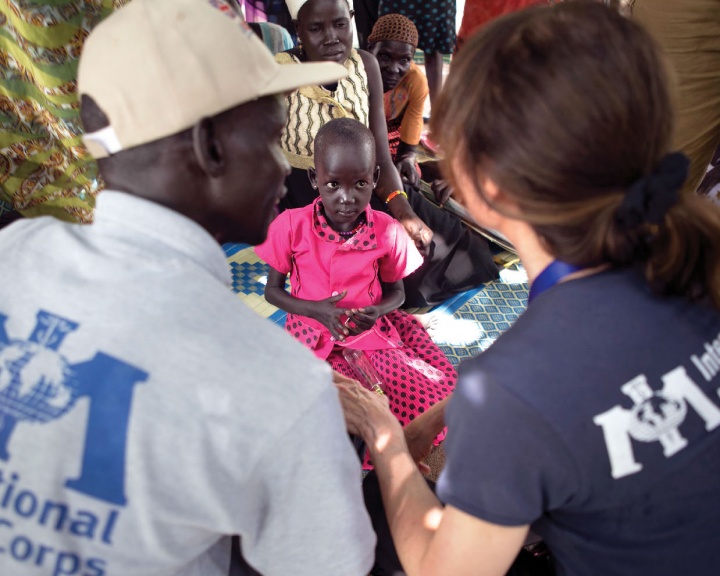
79, 0, 347, 159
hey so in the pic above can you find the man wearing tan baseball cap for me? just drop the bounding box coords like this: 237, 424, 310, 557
0, 0, 375, 575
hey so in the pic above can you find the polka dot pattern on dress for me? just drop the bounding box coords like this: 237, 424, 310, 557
328, 309, 457, 469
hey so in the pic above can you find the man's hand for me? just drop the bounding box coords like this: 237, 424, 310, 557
403, 418, 437, 475
334, 371, 435, 475
310, 291, 350, 341
403, 396, 450, 474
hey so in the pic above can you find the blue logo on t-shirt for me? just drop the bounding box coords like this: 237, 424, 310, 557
0, 311, 148, 505
0, 310, 148, 574
0, 313, 80, 427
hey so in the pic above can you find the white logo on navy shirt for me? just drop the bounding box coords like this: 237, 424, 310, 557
594, 360, 720, 479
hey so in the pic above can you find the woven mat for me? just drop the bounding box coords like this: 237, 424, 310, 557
226, 242, 529, 481
224, 243, 528, 363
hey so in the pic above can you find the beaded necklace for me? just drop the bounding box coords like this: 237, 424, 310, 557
336, 215, 367, 238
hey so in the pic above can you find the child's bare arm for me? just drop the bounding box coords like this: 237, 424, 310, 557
346, 280, 404, 333
264, 266, 351, 341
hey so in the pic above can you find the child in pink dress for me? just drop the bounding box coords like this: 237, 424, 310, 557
255, 118, 456, 459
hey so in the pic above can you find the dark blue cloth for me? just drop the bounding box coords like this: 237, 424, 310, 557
528, 260, 582, 304
438, 266, 720, 576
378, 0, 456, 53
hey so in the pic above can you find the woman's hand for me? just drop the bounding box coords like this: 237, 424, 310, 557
387, 195, 433, 256
396, 157, 420, 186
346, 306, 380, 334
431, 178, 454, 207
402, 214, 433, 256
333, 371, 399, 443
310, 291, 350, 341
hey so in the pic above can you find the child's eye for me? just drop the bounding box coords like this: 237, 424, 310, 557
327, 182, 339, 189
400, 58, 410, 65
356, 181, 367, 188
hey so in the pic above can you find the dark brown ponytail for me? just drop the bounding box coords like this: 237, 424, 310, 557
432, 1, 720, 308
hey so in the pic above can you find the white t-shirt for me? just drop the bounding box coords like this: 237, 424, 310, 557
0, 191, 374, 575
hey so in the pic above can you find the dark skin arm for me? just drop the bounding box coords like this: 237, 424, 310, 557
359, 49, 432, 255
396, 140, 420, 186
265, 266, 351, 341
345, 279, 404, 334
265, 266, 405, 340
402, 395, 449, 464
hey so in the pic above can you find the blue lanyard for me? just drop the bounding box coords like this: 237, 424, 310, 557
528, 260, 582, 304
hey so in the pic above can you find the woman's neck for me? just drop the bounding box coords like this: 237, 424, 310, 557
502, 220, 554, 285
502, 218, 608, 285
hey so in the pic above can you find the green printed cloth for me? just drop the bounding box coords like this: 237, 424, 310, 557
0, 0, 128, 222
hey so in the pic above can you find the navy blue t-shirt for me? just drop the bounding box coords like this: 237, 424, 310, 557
437, 267, 720, 576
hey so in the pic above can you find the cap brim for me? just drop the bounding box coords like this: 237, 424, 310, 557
260, 61, 347, 98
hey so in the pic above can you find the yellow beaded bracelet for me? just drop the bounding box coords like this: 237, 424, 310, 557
385, 189, 408, 205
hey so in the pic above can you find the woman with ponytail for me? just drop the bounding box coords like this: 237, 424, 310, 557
336, 3, 720, 575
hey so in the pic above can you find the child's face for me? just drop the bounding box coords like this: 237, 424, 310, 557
310, 142, 379, 232
369, 40, 415, 92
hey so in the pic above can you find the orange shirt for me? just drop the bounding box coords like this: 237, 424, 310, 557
383, 62, 428, 147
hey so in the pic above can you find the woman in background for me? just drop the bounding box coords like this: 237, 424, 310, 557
367, 13, 428, 185
376, 0, 455, 111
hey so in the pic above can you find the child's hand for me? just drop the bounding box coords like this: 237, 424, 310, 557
312, 291, 351, 341
346, 306, 380, 334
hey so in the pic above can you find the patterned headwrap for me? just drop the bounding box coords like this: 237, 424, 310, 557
367, 13, 419, 48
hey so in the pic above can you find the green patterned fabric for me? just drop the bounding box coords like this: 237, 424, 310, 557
0, 0, 129, 222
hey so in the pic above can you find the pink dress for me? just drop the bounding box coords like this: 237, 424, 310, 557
256, 199, 456, 461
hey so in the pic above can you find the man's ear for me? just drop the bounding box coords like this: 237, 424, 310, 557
372, 165, 380, 187
349, 9, 355, 19
308, 167, 318, 189
192, 117, 225, 178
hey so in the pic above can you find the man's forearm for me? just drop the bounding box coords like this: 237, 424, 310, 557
402, 395, 449, 465
406, 396, 448, 439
